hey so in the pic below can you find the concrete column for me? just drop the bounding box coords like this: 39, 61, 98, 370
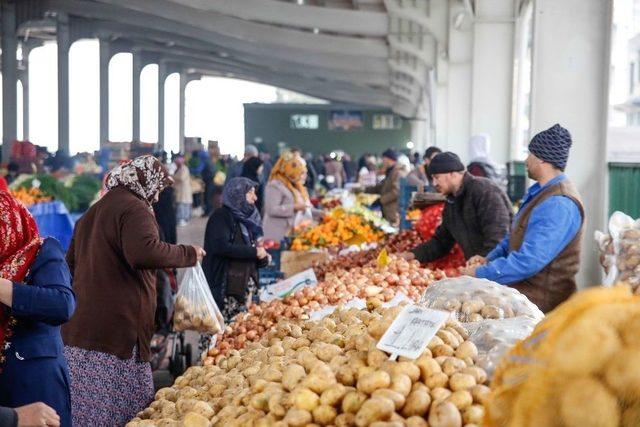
1, 1, 17, 161
57, 13, 70, 154
157, 62, 167, 151
178, 71, 186, 154
132, 50, 143, 142
529, 0, 612, 287
19, 43, 34, 141
470, 0, 516, 165
99, 39, 110, 147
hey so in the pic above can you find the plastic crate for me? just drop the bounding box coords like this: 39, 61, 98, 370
399, 178, 419, 230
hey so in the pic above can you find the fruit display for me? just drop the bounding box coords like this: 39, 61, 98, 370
128, 303, 490, 427
206, 255, 439, 358
405, 209, 422, 221
420, 277, 544, 322
10, 187, 51, 206
486, 285, 640, 427
290, 208, 385, 251
414, 204, 445, 240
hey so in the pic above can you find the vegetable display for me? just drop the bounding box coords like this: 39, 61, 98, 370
10, 187, 51, 206
128, 303, 490, 427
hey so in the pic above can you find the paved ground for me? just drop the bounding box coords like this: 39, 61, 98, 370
152, 216, 209, 390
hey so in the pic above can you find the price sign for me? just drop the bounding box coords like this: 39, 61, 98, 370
377, 305, 450, 360
259, 269, 317, 302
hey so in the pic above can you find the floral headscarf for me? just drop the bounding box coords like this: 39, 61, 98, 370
269, 153, 309, 203
0, 191, 43, 367
223, 177, 263, 241
105, 155, 172, 207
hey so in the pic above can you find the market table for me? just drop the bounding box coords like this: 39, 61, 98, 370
28, 200, 75, 251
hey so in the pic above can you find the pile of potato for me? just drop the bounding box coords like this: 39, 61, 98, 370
173, 295, 222, 334
208, 256, 439, 357
420, 277, 544, 322
129, 303, 490, 427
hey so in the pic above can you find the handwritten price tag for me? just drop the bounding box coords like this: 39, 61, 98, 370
259, 269, 317, 302
377, 305, 450, 360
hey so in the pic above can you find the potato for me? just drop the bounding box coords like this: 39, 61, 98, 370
604, 347, 640, 399
480, 305, 504, 319
342, 391, 368, 413
304, 366, 337, 394
291, 388, 320, 411
182, 412, 210, 427
470, 385, 490, 405
468, 313, 483, 322
401, 389, 431, 417
461, 367, 487, 385
313, 405, 338, 425
454, 342, 478, 360
354, 397, 395, 426
392, 362, 421, 383
250, 393, 269, 411
357, 371, 391, 394
622, 403, 640, 427
367, 349, 389, 368
437, 330, 460, 348
445, 390, 473, 410
314, 343, 343, 362
283, 408, 313, 427
263, 367, 283, 383
155, 388, 177, 402
461, 300, 484, 315
442, 357, 467, 376
268, 393, 286, 418
336, 365, 356, 386
390, 373, 412, 397
560, 376, 620, 427
282, 364, 306, 391
318, 383, 347, 407
431, 387, 452, 405
416, 355, 442, 381
428, 335, 446, 350
428, 401, 462, 427
335, 413, 357, 427
425, 372, 449, 389
372, 389, 406, 411
357, 366, 377, 380
405, 415, 429, 427
449, 373, 476, 391
462, 404, 484, 425
433, 345, 455, 358
411, 382, 429, 394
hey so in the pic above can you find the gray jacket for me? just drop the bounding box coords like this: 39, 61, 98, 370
263, 180, 297, 242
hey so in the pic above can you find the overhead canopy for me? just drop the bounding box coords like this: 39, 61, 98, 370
15, 0, 449, 119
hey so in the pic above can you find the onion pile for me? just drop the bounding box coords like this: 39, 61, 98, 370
206, 256, 439, 360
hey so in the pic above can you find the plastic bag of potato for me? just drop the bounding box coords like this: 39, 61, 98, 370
420, 277, 544, 322
486, 285, 640, 427
596, 211, 640, 292
173, 263, 225, 334
128, 301, 491, 427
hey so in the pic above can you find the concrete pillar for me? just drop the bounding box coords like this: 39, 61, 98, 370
529, 0, 612, 287
157, 62, 167, 151
132, 50, 143, 142
57, 13, 70, 154
19, 43, 34, 141
470, 0, 516, 165
1, 1, 17, 161
99, 39, 110, 147
178, 71, 186, 154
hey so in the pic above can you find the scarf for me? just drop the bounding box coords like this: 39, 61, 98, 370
0, 191, 43, 367
105, 155, 172, 208
269, 153, 309, 204
223, 177, 263, 242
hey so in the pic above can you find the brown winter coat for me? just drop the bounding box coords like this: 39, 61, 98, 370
62, 187, 197, 361
366, 165, 404, 225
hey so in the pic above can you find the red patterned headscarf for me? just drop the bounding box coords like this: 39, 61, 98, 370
0, 191, 42, 367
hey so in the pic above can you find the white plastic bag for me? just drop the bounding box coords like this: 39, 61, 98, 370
419, 276, 544, 322
293, 208, 314, 229
173, 263, 225, 334
596, 211, 640, 290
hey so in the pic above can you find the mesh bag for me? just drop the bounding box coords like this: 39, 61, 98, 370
173, 263, 225, 334
485, 285, 640, 427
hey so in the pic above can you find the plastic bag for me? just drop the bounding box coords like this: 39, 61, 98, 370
596, 211, 640, 291
420, 276, 544, 322
465, 316, 540, 378
293, 208, 314, 229
173, 263, 225, 334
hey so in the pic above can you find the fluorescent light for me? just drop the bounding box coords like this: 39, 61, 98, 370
406, 141, 415, 149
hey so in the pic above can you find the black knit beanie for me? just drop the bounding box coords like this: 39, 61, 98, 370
382, 149, 398, 161
427, 152, 465, 175
528, 124, 572, 171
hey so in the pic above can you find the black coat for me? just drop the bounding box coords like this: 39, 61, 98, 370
153, 187, 177, 245
412, 173, 513, 262
202, 206, 268, 306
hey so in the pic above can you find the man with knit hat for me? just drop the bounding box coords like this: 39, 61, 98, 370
410, 152, 513, 264
463, 124, 584, 313
364, 149, 404, 225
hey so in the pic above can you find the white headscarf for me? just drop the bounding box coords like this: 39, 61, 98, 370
468, 134, 495, 166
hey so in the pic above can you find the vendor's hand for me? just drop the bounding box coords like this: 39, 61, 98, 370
467, 255, 487, 266
294, 202, 306, 212
257, 247, 268, 259
460, 265, 478, 277
16, 402, 60, 427
192, 246, 206, 262
398, 252, 415, 261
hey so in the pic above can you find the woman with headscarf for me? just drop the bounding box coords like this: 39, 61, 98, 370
262, 153, 313, 242
202, 177, 269, 321
241, 156, 264, 214
0, 191, 74, 427
62, 155, 205, 426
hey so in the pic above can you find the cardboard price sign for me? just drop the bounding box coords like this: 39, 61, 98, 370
259, 269, 317, 302
377, 305, 450, 360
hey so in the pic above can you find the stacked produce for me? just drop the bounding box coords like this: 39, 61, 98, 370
414, 203, 466, 273
128, 303, 491, 427
11, 173, 102, 212
485, 285, 640, 427
291, 208, 385, 251
313, 230, 426, 280
10, 187, 51, 206
206, 255, 438, 357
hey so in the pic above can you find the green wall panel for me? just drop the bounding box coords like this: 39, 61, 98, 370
243, 103, 412, 158
609, 163, 640, 218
